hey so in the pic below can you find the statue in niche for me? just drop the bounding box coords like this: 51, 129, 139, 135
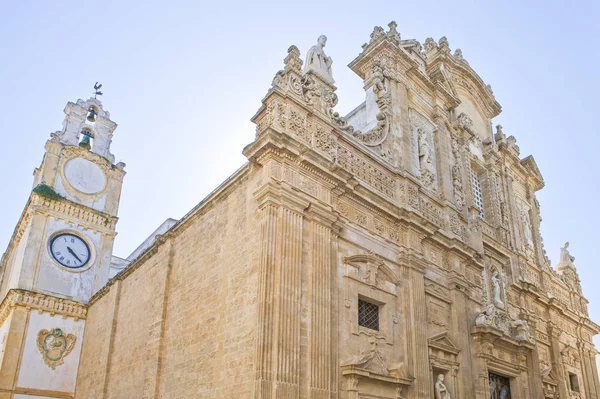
519, 203, 534, 248
490, 270, 505, 309
434, 374, 451, 399
304, 35, 334, 84
559, 242, 575, 267
418, 128, 433, 171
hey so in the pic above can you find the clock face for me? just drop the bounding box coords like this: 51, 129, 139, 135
49, 233, 91, 269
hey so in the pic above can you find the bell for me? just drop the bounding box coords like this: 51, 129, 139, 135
79, 133, 91, 150
86, 107, 96, 122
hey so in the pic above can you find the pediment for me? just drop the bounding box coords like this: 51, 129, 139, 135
341, 342, 389, 376
428, 331, 460, 355
343, 253, 399, 286
520, 155, 545, 190
427, 55, 501, 119
428, 63, 457, 97
541, 366, 559, 385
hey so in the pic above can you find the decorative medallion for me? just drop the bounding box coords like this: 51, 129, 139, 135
36, 328, 76, 369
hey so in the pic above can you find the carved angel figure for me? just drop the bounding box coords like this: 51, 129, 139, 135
434, 374, 451, 399
304, 35, 334, 84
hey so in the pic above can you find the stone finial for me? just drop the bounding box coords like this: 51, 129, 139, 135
453, 49, 463, 61
438, 36, 450, 54
387, 21, 400, 43
284, 45, 303, 73
424, 37, 437, 53
369, 26, 385, 43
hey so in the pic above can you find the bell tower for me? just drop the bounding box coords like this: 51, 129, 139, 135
0, 93, 125, 398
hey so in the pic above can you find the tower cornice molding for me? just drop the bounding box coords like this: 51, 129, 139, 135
0, 289, 87, 326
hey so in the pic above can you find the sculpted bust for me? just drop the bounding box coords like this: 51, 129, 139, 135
434, 374, 451, 399
304, 35, 334, 84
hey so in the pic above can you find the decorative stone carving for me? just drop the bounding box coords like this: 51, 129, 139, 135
304, 35, 334, 84
450, 137, 465, 210
36, 328, 76, 369
475, 303, 497, 327
434, 374, 451, 399
456, 112, 473, 132
512, 319, 535, 343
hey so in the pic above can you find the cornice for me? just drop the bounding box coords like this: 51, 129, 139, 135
0, 289, 87, 325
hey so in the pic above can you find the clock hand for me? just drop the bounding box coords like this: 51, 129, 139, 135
67, 246, 83, 263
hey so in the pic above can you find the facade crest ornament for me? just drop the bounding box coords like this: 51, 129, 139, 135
456, 112, 473, 132
36, 328, 76, 369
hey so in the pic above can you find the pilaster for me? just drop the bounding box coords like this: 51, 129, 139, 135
254, 185, 308, 398
548, 323, 569, 399
304, 204, 337, 399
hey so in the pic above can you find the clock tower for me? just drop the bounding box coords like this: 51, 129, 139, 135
0, 96, 125, 398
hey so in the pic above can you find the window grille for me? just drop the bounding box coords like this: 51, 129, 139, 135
470, 170, 485, 218
358, 299, 379, 331
569, 373, 580, 392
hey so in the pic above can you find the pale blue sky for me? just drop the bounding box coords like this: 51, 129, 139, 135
1, 1, 599, 346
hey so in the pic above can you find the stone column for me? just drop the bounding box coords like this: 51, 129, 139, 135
401, 228, 431, 398
472, 336, 490, 399
580, 343, 599, 398
448, 271, 472, 398
305, 205, 337, 399
255, 203, 279, 398
547, 323, 569, 399
273, 204, 304, 397
588, 347, 600, 395
0, 306, 28, 392
524, 344, 543, 398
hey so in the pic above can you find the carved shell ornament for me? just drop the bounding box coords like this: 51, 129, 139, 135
36, 328, 76, 369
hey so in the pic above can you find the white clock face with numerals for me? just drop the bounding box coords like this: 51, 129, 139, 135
49, 233, 91, 269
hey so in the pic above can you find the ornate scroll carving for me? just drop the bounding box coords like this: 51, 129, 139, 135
450, 136, 465, 210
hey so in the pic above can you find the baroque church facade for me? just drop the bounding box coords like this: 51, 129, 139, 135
0, 22, 598, 399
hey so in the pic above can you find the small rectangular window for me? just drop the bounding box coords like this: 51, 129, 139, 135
358, 299, 379, 331
569, 373, 580, 392
470, 169, 485, 218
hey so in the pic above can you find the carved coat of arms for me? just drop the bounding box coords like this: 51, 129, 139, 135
36, 328, 76, 369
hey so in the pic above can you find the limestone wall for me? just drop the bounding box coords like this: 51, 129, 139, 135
75, 171, 259, 398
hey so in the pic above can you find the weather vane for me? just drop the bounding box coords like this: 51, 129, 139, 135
93, 82, 103, 99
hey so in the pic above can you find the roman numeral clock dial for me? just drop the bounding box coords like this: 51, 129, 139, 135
49, 233, 91, 269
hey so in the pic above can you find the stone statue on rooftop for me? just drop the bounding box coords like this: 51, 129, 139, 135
559, 242, 575, 267
304, 35, 334, 84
